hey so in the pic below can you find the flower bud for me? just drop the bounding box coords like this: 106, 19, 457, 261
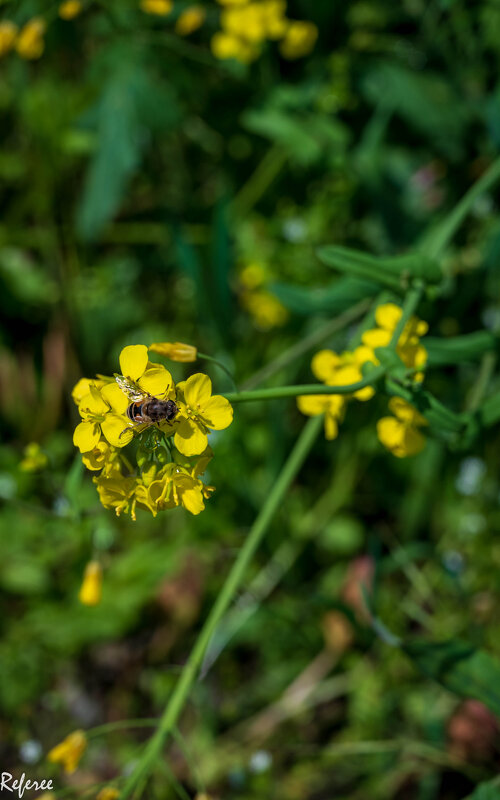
149, 341, 197, 362
79, 561, 102, 606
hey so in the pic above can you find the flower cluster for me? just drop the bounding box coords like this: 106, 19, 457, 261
211, 0, 318, 64
297, 303, 429, 457
72, 344, 233, 519
239, 262, 288, 330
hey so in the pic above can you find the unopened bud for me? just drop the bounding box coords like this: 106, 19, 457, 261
79, 561, 102, 606
149, 341, 197, 362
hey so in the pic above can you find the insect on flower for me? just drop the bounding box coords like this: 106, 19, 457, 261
115, 374, 179, 439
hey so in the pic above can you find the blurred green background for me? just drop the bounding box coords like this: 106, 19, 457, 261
2, 0, 500, 797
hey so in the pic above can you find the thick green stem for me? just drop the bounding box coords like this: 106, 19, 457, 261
224, 365, 386, 404
119, 415, 323, 798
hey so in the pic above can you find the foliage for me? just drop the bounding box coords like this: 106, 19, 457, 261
1, 1, 500, 799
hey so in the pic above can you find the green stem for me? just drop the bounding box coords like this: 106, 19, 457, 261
87, 718, 158, 739
198, 352, 238, 391
389, 283, 425, 348
224, 365, 386, 404
240, 298, 372, 391
119, 416, 322, 798
424, 155, 500, 259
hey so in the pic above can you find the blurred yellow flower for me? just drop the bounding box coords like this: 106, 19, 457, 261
362, 302, 428, 381
59, 1, 83, 19
242, 289, 288, 329
48, 730, 87, 773
239, 262, 267, 289
79, 561, 103, 606
0, 21, 18, 57
174, 373, 233, 456
16, 17, 46, 60
262, 0, 288, 39
140, 0, 173, 15
96, 789, 120, 800
175, 6, 206, 35
297, 393, 345, 440
20, 442, 48, 472
311, 346, 377, 401
279, 20, 317, 58
149, 341, 198, 362
211, 31, 258, 63
377, 397, 428, 458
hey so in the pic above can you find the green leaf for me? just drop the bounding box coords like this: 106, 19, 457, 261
316, 245, 442, 291
404, 638, 500, 717
464, 779, 500, 799
268, 276, 379, 315
426, 331, 498, 366
76, 56, 179, 241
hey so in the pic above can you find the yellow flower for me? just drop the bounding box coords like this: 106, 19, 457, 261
58, 1, 82, 19
96, 790, 120, 800
71, 376, 106, 406
362, 302, 428, 380
20, 442, 48, 472
240, 262, 267, 289
48, 730, 87, 773
262, 0, 288, 39
175, 6, 206, 35
118, 344, 175, 398
221, 4, 267, 43
16, 17, 46, 60
0, 21, 18, 57
81, 439, 116, 471
93, 465, 138, 520
377, 397, 428, 458
216, 0, 248, 5
148, 341, 198, 362
140, 0, 173, 15
279, 20, 318, 59
136, 462, 211, 516
242, 289, 288, 329
79, 561, 103, 606
297, 393, 345, 440
173, 373, 233, 456
211, 31, 258, 63
73, 382, 132, 452
311, 346, 377, 401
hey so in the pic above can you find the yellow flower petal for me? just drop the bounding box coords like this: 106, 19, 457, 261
139, 366, 173, 398
71, 377, 93, 406
361, 329, 391, 348
101, 414, 134, 447
119, 344, 148, 381
79, 386, 109, 417
375, 303, 402, 331
324, 412, 339, 440
388, 397, 427, 427
73, 421, 101, 452
79, 561, 102, 606
180, 485, 205, 514
297, 394, 329, 416
184, 373, 213, 408
48, 730, 87, 774
174, 418, 208, 456
201, 395, 233, 430
101, 381, 129, 414
311, 349, 342, 382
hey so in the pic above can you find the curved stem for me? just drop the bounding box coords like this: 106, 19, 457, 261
224, 365, 386, 404
119, 416, 323, 798
198, 352, 238, 391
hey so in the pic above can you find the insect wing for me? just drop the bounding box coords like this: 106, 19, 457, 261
115, 374, 148, 403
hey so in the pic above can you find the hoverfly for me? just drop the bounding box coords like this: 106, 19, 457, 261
115, 375, 179, 440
